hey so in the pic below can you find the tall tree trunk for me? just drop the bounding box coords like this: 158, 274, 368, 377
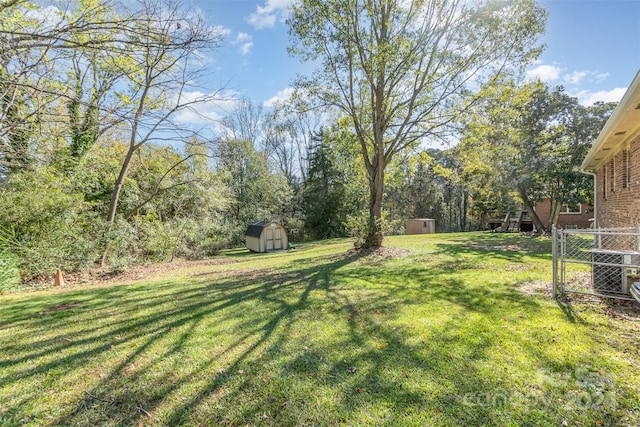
107, 146, 135, 223
518, 186, 546, 233
448, 187, 453, 232
100, 145, 135, 266
461, 190, 468, 231
549, 197, 561, 229
365, 157, 384, 248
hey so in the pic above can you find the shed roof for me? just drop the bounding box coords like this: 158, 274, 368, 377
582, 69, 640, 171
245, 221, 271, 238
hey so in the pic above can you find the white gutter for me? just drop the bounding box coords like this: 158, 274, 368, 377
580, 168, 597, 228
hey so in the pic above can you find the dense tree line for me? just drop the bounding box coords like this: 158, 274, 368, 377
0, 0, 290, 286
457, 76, 616, 232
0, 0, 617, 289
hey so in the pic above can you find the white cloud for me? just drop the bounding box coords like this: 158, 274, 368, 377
563, 71, 587, 85
174, 90, 242, 124
214, 25, 232, 38
239, 42, 254, 56
248, 10, 276, 29
247, 0, 294, 29
525, 64, 563, 83
233, 32, 254, 56
25, 5, 64, 31
235, 32, 252, 43
573, 87, 626, 106
174, 108, 223, 124
595, 72, 609, 83
263, 87, 295, 108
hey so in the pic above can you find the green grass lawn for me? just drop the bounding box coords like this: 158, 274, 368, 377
1, 233, 639, 426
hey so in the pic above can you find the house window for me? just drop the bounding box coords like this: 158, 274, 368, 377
603, 165, 608, 200
560, 203, 581, 214
609, 158, 615, 193
624, 149, 631, 188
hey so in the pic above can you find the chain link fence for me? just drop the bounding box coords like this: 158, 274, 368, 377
552, 225, 640, 301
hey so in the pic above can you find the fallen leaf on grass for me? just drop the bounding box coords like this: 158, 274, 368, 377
356, 387, 367, 393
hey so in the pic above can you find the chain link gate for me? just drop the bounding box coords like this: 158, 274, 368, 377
552, 225, 640, 301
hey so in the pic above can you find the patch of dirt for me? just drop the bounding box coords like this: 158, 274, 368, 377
517, 280, 553, 297
45, 258, 241, 289
38, 301, 82, 315
348, 246, 411, 264
564, 271, 592, 287
559, 293, 640, 319
518, 277, 640, 318
465, 243, 529, 252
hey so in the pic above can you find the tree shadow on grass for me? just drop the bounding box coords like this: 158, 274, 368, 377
0, 249, 368, 426
170, 260, 543, 425
1, 238, 636, 426
430, 233, 552, 264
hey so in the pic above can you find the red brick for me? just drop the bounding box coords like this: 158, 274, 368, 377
595, 135, 640, 229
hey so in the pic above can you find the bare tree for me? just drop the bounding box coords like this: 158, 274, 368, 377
0, 0, 136, 171
219, 98, 263, 146
263, 100, 323, 184
263, 111, 297, 184
104, 0, 226, 223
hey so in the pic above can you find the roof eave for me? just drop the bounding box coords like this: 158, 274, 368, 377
581, 69, 640, 172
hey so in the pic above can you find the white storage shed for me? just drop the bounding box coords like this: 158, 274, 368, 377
245, 221, 288, 253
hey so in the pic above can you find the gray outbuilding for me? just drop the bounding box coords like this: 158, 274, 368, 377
245, 221, 288, 253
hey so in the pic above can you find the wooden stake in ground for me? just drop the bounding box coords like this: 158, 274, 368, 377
55, 269, 65, 286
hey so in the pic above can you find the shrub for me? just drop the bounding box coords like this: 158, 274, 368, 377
0, 167, 103, 280
0, 250, 20, 293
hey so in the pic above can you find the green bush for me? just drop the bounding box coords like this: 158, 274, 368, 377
173, 217, 226, 260
0, 167, 103, 280
0, 250, 20, 292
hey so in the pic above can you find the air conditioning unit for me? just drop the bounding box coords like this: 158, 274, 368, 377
591, 249, 640, 294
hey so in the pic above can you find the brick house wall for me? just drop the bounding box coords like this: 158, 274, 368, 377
534, 198, 593, 229
595, 134, 640, 229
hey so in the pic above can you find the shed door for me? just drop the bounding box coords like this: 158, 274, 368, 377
273, 228, 282, 250
266, 229, 274, 250
265, 227, 282, 251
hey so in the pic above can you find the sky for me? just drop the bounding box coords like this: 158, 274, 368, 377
194, 0, 640, 115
